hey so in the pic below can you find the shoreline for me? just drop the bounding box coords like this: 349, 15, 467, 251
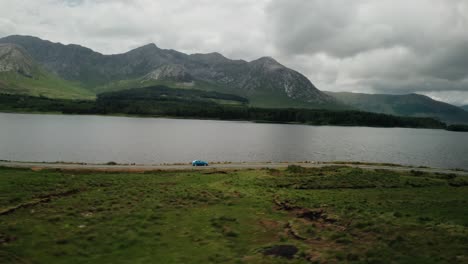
1, 160, 467, 175
0, 111, 462, 132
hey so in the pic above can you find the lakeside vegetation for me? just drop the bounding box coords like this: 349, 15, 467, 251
0, 93, 95, 114
0, 165, 467, 263
446, 124, 468, 132
0, 86, 458, 130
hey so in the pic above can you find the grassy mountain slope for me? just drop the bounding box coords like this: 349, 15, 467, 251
0, 44, 94, 99
90, 86, 447, 129
0, 88, 448, 130
98, 85, 248, 105
326, 91, 468, 124
0, 70, 95, 99
95, 78, 347, 110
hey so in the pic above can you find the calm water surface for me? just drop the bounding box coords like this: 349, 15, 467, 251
1, 113, 467, 169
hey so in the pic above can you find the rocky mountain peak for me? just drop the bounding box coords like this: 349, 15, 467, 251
0, 43, 36, 77
131, 43, 159, 52
254, 56, 279, 63
190, 52, 230, 64
143, 64, 193, 82
249, 56, 284, 71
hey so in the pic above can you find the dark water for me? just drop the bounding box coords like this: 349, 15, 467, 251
1, 113, 467, 169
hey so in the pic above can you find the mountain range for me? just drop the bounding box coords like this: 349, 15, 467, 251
0, 43, 93, 99
326, 92, 468, 124
0, 35, 467, 123
0, 35, 337, 109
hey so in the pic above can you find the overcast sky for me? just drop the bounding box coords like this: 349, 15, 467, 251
1, 0, 467, 105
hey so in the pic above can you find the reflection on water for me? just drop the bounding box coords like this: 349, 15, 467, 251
1, 112, 467, 169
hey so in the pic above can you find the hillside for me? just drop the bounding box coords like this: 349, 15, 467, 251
0, 35, 340, 109
98, 85, 248, 105
326, 91, 468, 124
461, 105, 468, 111
0, 86, 447, 130
0, 44, 94, 99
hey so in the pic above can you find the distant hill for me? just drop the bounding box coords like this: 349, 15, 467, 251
0, 86, 446, 130
0, 43, 94, 99
0, 35, 340, 109
98, 85, 249, 105
326, 91, 468, 124
461, 105, 468, 111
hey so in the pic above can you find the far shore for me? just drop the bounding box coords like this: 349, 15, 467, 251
2, 111, 467, 132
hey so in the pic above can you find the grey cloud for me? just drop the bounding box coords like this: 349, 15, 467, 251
60, 0, 84, 7
266, 0, 468, 104
267, 0, 468, 58
421, 40, 468, 81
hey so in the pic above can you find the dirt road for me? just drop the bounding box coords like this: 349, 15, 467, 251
0, 160, 467, 175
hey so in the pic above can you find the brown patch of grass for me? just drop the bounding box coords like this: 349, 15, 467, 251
0, 189, 83, 216
204, 171, 228, 175
259, 219, 282, 229
322, 161, 405, 167
273, 197, 378, 262
262, 244, 298, 259
267, 168, 281, 176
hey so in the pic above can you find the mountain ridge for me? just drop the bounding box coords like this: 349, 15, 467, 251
326, 91, 468, 124
0, 43, 37, 77
0, 35, 337, 108
1, 34, 466, 121
0, 43, 94, 99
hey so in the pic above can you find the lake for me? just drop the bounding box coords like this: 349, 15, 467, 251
1, 112, 467, 169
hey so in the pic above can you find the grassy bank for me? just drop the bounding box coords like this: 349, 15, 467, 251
1, 166, 467, 263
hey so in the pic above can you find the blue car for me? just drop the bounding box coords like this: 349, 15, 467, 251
192, 160, 209, 166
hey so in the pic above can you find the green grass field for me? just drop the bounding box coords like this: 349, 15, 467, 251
0, 166, 467, 263
0, 71, 95, 100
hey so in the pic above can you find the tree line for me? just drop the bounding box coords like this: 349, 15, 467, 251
0, 85, 458, 130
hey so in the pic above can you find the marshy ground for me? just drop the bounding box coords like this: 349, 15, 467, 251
0, 165, 467, 263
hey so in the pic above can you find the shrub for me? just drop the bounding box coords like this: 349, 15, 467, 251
449, 177, 468, 187
286, 165, 307, 173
